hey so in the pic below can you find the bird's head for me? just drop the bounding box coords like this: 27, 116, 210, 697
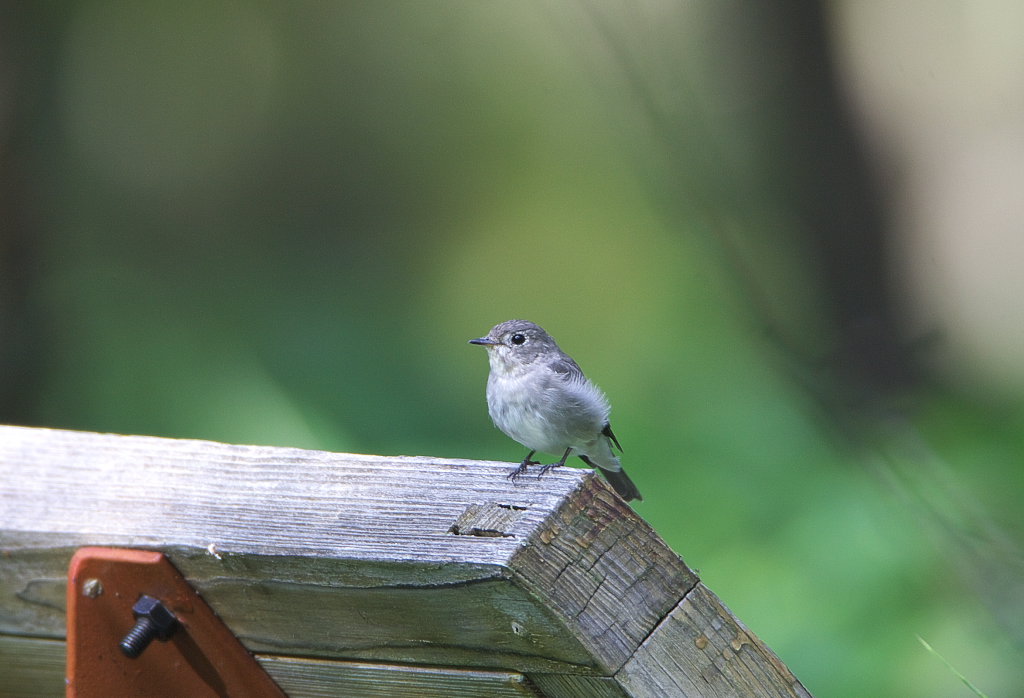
469, 319, 558, 371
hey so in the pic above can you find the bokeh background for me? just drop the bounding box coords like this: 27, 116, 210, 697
2, 2, 1023, 695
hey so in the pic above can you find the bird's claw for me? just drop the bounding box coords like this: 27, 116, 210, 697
537, 463, 562, 477
507, 458, 539, 483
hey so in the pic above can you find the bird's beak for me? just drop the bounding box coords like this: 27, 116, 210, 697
469, 337, 499, 346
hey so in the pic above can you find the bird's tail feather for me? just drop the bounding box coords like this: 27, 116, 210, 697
579, 455, 642, 502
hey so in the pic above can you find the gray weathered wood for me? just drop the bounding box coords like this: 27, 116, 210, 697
0, 636, 541, 698
0, 425, 808, 696
0, 635, 65, 698
529, 673, 629, 697
259, 656, 540, 698
619, 584, 812, 698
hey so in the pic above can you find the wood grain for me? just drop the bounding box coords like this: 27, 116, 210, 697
618, 584, 812, 697
0, 425, 808, 696
0, 636, 541, 698
259, 656, 540, 698
0, 635, 65, 698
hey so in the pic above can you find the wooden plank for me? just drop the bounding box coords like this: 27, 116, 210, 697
259, 656, 539, 698
0, 426, 568, 563
0, 635, 65, 698
0, 426, 690, 675
0, 635, 539, 698
0, 426, 807, 696
528, 673, 629, 697
617, 583, 811, 697
511, 483, 698, 672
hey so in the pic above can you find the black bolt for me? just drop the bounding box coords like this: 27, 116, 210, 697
119, 595, 178, 658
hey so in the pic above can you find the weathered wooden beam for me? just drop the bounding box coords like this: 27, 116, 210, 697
0, 636, 541, 698
0, 636, 65, 698
0, 425, 808, 696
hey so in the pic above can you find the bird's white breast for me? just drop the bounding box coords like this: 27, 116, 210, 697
485, 358, 609, 455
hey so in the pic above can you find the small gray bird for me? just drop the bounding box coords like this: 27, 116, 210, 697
469, 319, 642, 501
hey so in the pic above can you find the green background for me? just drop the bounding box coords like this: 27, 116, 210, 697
2, 3, 1022, 696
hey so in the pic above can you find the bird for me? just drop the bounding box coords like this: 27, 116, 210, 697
469, 319, 642, 502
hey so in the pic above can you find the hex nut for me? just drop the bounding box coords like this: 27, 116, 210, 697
131, 595, 178, 640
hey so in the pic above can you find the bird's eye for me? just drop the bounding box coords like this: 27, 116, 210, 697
510, 333, 526, 345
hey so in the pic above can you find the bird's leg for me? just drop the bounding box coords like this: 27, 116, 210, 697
538, 448, 572, 477
507, 450, 539, 482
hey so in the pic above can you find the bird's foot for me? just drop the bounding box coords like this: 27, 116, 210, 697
507, 458, 539, 483
538, 449, 572, 478
537, 462, 563, 477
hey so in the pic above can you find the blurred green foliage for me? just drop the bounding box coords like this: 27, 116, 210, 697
2, 3, 1023, 695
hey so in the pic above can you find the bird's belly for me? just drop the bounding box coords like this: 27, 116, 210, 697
487, 376, 599, 454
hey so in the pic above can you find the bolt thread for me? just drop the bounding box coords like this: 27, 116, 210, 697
120, 617, 156, 658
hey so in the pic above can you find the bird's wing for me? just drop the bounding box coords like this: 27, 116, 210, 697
549, 354, 586, 382
602, 422, 623, 452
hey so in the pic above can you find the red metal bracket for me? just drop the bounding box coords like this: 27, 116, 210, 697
66, 547, 285, 697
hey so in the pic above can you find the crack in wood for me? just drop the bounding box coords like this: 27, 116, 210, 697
448, 503, 526, 538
